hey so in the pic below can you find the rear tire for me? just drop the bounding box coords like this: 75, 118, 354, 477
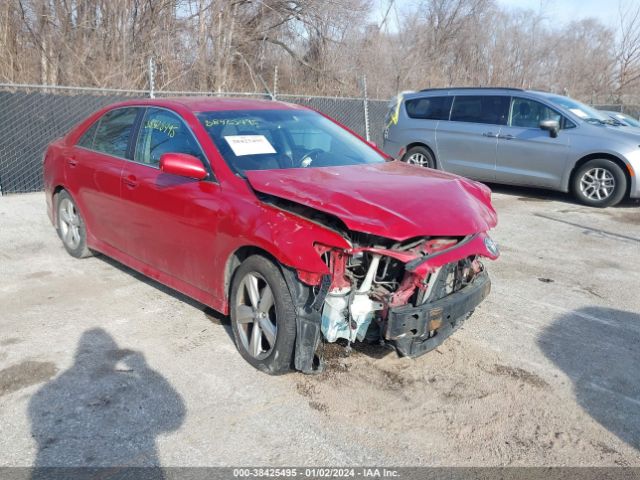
402, 146, 436, 168
230, 255, 296, 375
55, 190, 92, 258
572, 159, 626, 207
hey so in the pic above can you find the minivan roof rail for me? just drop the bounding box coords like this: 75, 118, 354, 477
418, 87, 525, 92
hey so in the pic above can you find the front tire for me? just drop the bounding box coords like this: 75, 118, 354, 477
572, 159, 627, 207
230, 255, 296, 375
402, 146, 435, 168
55, 190, 92, 258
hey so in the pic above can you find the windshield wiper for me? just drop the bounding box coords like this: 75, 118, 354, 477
585, 117, 607, 125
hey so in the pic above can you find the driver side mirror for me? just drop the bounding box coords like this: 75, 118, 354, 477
540, 119, 560, 138
160, 153, 208, 180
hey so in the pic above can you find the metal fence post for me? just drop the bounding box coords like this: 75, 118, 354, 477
273, 66, 278, 101
148, 57, 156, 99
362, 75, 370, 142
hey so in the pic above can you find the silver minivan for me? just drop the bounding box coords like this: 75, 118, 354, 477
382, 88, 640, 207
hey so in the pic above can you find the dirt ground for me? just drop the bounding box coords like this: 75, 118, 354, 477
1, 188, 639, 467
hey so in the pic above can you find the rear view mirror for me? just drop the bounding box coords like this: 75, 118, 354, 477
160, 153, 208, 180
540, 119, 560, 138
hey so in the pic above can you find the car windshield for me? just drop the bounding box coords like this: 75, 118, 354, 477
197, 109, 386, 175
544, 95, 609, 124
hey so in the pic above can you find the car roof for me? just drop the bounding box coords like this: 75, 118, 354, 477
418, 87, 525, 93
103, 96, 306, 113
405, 87, 554, 99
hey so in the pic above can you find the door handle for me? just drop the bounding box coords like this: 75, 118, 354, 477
123, 175, 138, 189
66, 157, 78, 167
482, 132, 499, 138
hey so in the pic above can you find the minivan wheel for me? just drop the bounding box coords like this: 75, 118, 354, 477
572, 159, 627, 207
403, 146, 435, 168
230, 255, 296, 375
56, 190, 92, 258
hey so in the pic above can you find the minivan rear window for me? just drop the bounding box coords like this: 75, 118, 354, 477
450, 96, 510, 125
405, 96, 452, 120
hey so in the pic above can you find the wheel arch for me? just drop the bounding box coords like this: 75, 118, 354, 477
404, 142, 438, 168
50, 184, 68, 224
224, 245, 281, 307
51, 186, 95, 242
569, 153, 632, 196
223, 243, 325, 374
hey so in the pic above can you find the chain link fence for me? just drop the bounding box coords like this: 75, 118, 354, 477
0, 84, 388, 195
2, 82, 638, 196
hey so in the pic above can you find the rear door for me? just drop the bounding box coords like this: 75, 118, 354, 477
68, 107, 139, 250
494, 97, 571, 188
435, 95, 510, 181
119, 107, 222, 292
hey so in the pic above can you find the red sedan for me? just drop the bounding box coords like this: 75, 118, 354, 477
44, 98, 499, 374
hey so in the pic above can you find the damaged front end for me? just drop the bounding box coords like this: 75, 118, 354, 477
286, 231, 499, 372
246, 162, 499, 373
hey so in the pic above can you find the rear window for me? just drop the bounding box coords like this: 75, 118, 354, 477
385, 93, 403, 127
405, 96, 452, 120
450, 96, 510, 125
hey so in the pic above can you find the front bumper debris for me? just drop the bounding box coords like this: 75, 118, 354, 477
385, 271, 491, 357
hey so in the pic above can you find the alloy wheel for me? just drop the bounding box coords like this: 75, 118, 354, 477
580, 167, 615, 201
234, 272, 278, 360
407, 152, 432, 167
58, 198, 82, 250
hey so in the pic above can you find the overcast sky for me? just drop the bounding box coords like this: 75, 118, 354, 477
373, 0, 624, 31
495, 0, 621, 27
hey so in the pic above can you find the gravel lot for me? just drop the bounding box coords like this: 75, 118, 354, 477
1, 188, 639, 467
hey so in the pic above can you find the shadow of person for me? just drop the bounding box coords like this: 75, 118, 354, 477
29, 328, 185, 477
537, 307, 640, 450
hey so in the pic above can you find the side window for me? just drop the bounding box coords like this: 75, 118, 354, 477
76, 121, 99, 149
510, 98, 562, 128
135, 108, 205, 167
450, 96, 510, 125
92, 108, 138, 158
405, 96, 453, 120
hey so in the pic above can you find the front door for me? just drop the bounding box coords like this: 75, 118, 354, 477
495, 97, 570, 189
119, 107, 222, 293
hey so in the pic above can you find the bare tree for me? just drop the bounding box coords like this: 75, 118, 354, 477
616, 1, 640, 98
0, 0, 637, 102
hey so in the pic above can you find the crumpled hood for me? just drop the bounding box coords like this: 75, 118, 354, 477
245, 161, 497, 240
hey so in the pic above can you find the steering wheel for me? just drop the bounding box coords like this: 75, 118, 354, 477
298, 149, 324, 168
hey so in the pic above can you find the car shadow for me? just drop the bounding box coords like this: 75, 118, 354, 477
537, 306, 640, 451
28, 328, 186, 477
95, 255, 234, 343
484, 183, 640, 208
